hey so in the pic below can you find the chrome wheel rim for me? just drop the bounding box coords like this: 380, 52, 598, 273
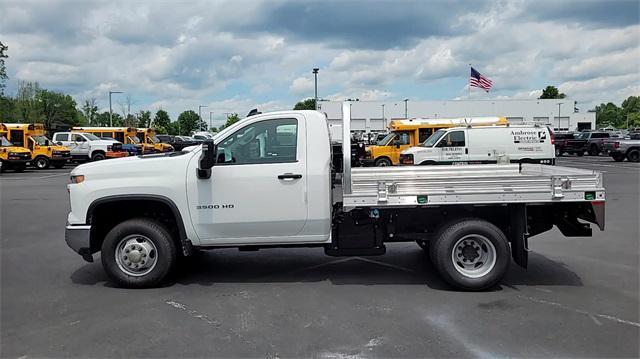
451, 234, 496, 278
36, 158, 47, 168
115, 235, 158, 277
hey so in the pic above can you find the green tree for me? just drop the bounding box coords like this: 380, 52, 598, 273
81, 98, 98, 125
177, 110, 206, 135
293, 98, 316, 110
0, 41, 8, 95
595, 102, 623, 128
0, 95, 14, 122
137, 110, 152, 128
35, 89, 80, 129
123, 114, 137, 127
94, 111, 123, 127
621, 96, 640, 128
219, 113, 240, 130
152, 109, 171, 133
14, 81, 40, 122
539, 86, 566, 99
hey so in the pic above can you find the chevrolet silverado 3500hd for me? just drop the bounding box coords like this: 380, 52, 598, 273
65, 103, 605, 290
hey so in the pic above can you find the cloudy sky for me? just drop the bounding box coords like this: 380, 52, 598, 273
1, 0, 638, 126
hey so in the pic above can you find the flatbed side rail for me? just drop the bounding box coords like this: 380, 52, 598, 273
342, 164, 604, 209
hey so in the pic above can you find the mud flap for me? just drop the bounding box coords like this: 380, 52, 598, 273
509, 204, 529, 268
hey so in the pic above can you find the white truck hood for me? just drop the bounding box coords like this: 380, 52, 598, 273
70, 150, 197, 178
401, 146, 435, 155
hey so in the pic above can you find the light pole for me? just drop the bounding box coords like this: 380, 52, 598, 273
557, 102, 563, 130
109, 91, 122, 127
209, 111, 214, 131
313, 68, 319, 110
381, 104, 386, 128
198, 105, 208, 131
403, 99, 409, 118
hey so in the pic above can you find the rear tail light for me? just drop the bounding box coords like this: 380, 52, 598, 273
549, 131, 555, 145
614, 142, 619, 149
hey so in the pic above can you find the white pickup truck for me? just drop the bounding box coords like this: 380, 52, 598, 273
65, 103, 606, 290
53, 132, 118, 162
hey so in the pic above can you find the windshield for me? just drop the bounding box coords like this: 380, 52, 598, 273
1, 136, 13, 147
31, 135, 51, 146
149, 135, 159, 144
127, 136, 141, 144
184, 136, 195, 141
578, 132, 590, 140
83, 133, 101, 141
376, 133, 395, 146
422, 129, 447, 147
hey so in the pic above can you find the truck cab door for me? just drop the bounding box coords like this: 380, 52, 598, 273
69, 134, 87, 156
391, 131, 412, 164
436, 130, 469, 164
187, 115, 308, 243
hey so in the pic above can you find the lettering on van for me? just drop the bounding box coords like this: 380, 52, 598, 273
511, 130, 546, 143
197, 204, 235, 210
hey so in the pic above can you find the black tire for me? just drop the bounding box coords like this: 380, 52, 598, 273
13, 164, 26, 172
429, 218, 510, 291
576, 151, 584, 157
555, 148, 562, 157
612, 154, 625, 162
101, 218, 178, 288
33, 156, 50, 169
91, 152, 105, 161
588, 144, 599, 156
627, 149, 640, 163
374, 157, 392, 166
52, 162, 65, 169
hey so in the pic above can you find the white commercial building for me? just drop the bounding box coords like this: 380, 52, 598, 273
318, 99, 595, 133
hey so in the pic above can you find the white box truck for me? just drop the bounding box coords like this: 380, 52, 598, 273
399, 125, 555, 166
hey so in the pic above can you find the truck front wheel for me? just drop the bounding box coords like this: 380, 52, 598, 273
33, 156, 50, 169
627, 149, 640, 162
374, 157, 392, 166
91, 152, 105, 161
429, 219, 510, 291
101, 218, 177, 288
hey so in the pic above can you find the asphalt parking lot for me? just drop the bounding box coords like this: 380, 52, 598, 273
1, 156, 638, 358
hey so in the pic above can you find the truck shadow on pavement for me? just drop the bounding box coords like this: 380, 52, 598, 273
70, 247, 583, 291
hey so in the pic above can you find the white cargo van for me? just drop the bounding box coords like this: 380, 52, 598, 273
399, 125, 555, 165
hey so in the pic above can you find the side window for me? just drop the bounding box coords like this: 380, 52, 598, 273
418, 128, 433, 143
72, 134, 85, 142
438, 131, 466, 147
9, 130, 24, 147
55, 133, 69, 141
114, 132, 125, 143
397, 132, 411, 145
217, 118, 298, 165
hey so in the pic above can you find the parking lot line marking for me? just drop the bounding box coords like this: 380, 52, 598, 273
37, 172, 71, 179
517, 295, 640, 328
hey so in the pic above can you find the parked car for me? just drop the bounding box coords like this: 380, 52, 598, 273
603, 137, 640, 162
553, 131, 578, 156
53, 132, 127, 161
400, 125, 555, 165
156, 135, 200, 151
564, 131, 611, 156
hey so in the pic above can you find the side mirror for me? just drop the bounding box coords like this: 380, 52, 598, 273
45, 140, 50, 146
56, 141, 63, 146
395, 142, 401, 149
197, 139, 216, 179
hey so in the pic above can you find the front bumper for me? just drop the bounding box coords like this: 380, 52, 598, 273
65, 225, 93, 262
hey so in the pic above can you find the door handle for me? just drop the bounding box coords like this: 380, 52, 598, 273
278, 173, 302, 180
465, 148, 469, 154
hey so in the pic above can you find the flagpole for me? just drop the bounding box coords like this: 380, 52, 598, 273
468, 64, 471, 98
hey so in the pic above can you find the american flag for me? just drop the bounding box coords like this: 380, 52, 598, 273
469, 67, 492, 92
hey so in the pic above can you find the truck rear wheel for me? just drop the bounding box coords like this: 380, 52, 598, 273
101, 218, 177, 288
429, 219, 510, 291
612, 153, 625, 162
33, 156, 50, 169
374, 157, 392, 166
589, 144, 599, 156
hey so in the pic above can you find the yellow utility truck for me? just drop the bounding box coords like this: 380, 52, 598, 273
364, 117, 509, 166
0, 124, 32, 172
2, 123, 70, 169
137, 128, 174, 152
